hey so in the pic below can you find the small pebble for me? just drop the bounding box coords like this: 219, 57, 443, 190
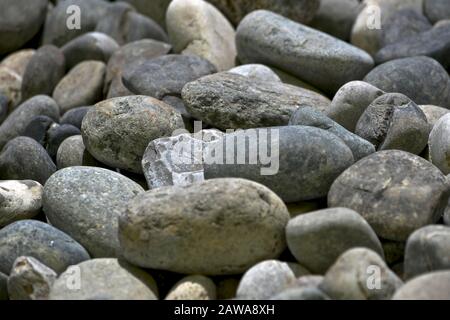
165, 275, 216, 300
429, 113, 450, 174
392, 271, 450, 300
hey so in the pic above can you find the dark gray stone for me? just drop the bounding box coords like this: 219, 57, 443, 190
0, 94, 7, 124
328, 150, 449, 241
56, 135, 100, 169
393, 271, 450, 299
424, 0, 450, 23
60, 106, 92, 129
23, 116, 56, 146
0, 220, 90, 275
46, 124, 81, 158
0, 272, 7, 300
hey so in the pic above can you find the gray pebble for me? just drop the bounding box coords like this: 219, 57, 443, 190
392, 271, 450, 299
56, 135, 100, 169
60, 106, 92, 129
424, 0, 450, 23
419, 105, 450, 126
429, 113, 450, 174
165, 275, 216, 300
228, 64, 281, 83
270, 287, 329, 300
46, 124, 81, 159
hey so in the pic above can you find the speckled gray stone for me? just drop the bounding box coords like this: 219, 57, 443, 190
204, 126, 354, 203
286, 208, 384, 274
429, 113, 450, 174
165, 275, 216, 300
81, 95, 184, 173
228, 64, 282, 83
119, 178, 290, 275
236, 10, 374, 94
392, 271, 450, 300
0, 220, 90, 275
364, 56, 450, 108
289, 107, 375, 160
43, 166, 144, 258
328, 150, 449, 241
320, 248, 403, 300
182, 72, 331, 130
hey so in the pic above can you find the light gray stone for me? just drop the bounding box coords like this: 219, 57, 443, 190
165, 275, 216, 300
392, 271, 450, 299
429, 113, 450, 174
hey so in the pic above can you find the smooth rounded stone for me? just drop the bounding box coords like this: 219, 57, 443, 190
104, 39, 172, 98
310, 0, 363, 41
355, 93, 430, 154
0, 49, 35, 77
122, 0, 171, 27
7, 256, 56, 300
0, 272, 7, 300
142, 130, 224, 189
424, 0, 450, 23
49, 259, 158, 300
328, 150, 449, 241
119, 178, 290, 275
53, 61, 106, 114
270, 287, 329, 300
21, 45, 66, 101
429, 114, 450, 174
60, 106, 92, 129
382, 240, 405, 266
228, 64, 281, 83
0, 137, 56, 185
43, 166, 144, 258
207, 0, 320, 26
0, 66, 22, 110
289, 107, 375, 161
0, 94, 7, 124
204, 126, 354, 203
0, 95, 59, 149
291, 275, 324, 289
420, 105, 450, 127
23, 116, 56, 146
236, 260, 296, 300
46, 124, 81, 158
216, 278, 239, 300
363, 56, 450, 108
123, 54, 217, 100
320, 248, 403, 300
0, 220, 90, 275
82, 96, 184, 173
61, 32, 119, 70
0, 180, 43, 227
56, 135, 100, 169
236, 10, 374, 94
182, 72, 331, 130
396, 271, 450, 300
0, 0, 48, 54
165, 275, 216, 300
286, 208, 384, 274
404, 225, 450, 279
166, 0, 237, 72
286, 263, 310, 278
380, 9, 432, 48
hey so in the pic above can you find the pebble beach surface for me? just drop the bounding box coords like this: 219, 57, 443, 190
0, 0, 450, 301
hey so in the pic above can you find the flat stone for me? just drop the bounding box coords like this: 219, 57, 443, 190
429, 113, 450, 174
165, 275, 216, 300
392, 271, 450, 299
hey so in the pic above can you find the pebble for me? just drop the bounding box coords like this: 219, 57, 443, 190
0, 137, 57, 185
204, 126, 354, 203
236, 260, 296, 300
270, 287, 329, 300
165, 275, 216, 300
0, 49, 35, 77
216, 278, 239, 300
7, 256, 57, 300
429, 113, 450, 174
60, 106, 92, 129
328, 150, 449, 241
404, 225, 450, 279
289, 107, 375, 160
0, 0, 47, 54
320, 248, 403, 300
61, 32, 119, 70
0, 66, 22, 110
0, 272, 7, 300
122, 0, 171, 27
23, 116, 56, 146
355, 93, 430, 155
286, 208, 384, 274
236, 10, 374, 94
392, 271, 450, 300
21, 45, 66, 101
123, 54, 217, 100
56, 135, 100, 169
228, 64, 281, 83
0, 180, 43, 227
43, 166, 144, 258
53, 61, 106, 114
0, 95, 59, 149
166, 0, 237, 71
182, 72, 331, 130
49, 258, 158, 300
424, 0, 450, 23
363, 56, 450, 108
46, 124, 81, 159
419, 105, 450, 127
119, 178, 290, 275
81, 95, 184, 173
0, 220, 90, 275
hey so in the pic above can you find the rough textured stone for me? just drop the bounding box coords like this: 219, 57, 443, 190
7, 256, 57, 300
419, 105, 450, 126
392, 271, 450, 299
236, 10, 374, 94
165, 275, 216, 300
119, 178, 290, 275
60, 106, 92, 130
228, 64, 281, 83
182, 72, 331, 130
0, 180, 43, 227
43, 166, 144, 258
320, 248, 403, 300
56, 135, 100, 169
81, 95, 184, 173
429, 113, 450, 174
49, 259, 158, 300
289, 107, 375, 160
0, 220, 90, 275
167, 0, 237, 72
204, 126, 354, 203
364, 56, 450, 108
236, 260, 296, 300
53, 61, 106, 114
328, 150, 449, 241
286, 208, 384, 274
424, 0, 450, 23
